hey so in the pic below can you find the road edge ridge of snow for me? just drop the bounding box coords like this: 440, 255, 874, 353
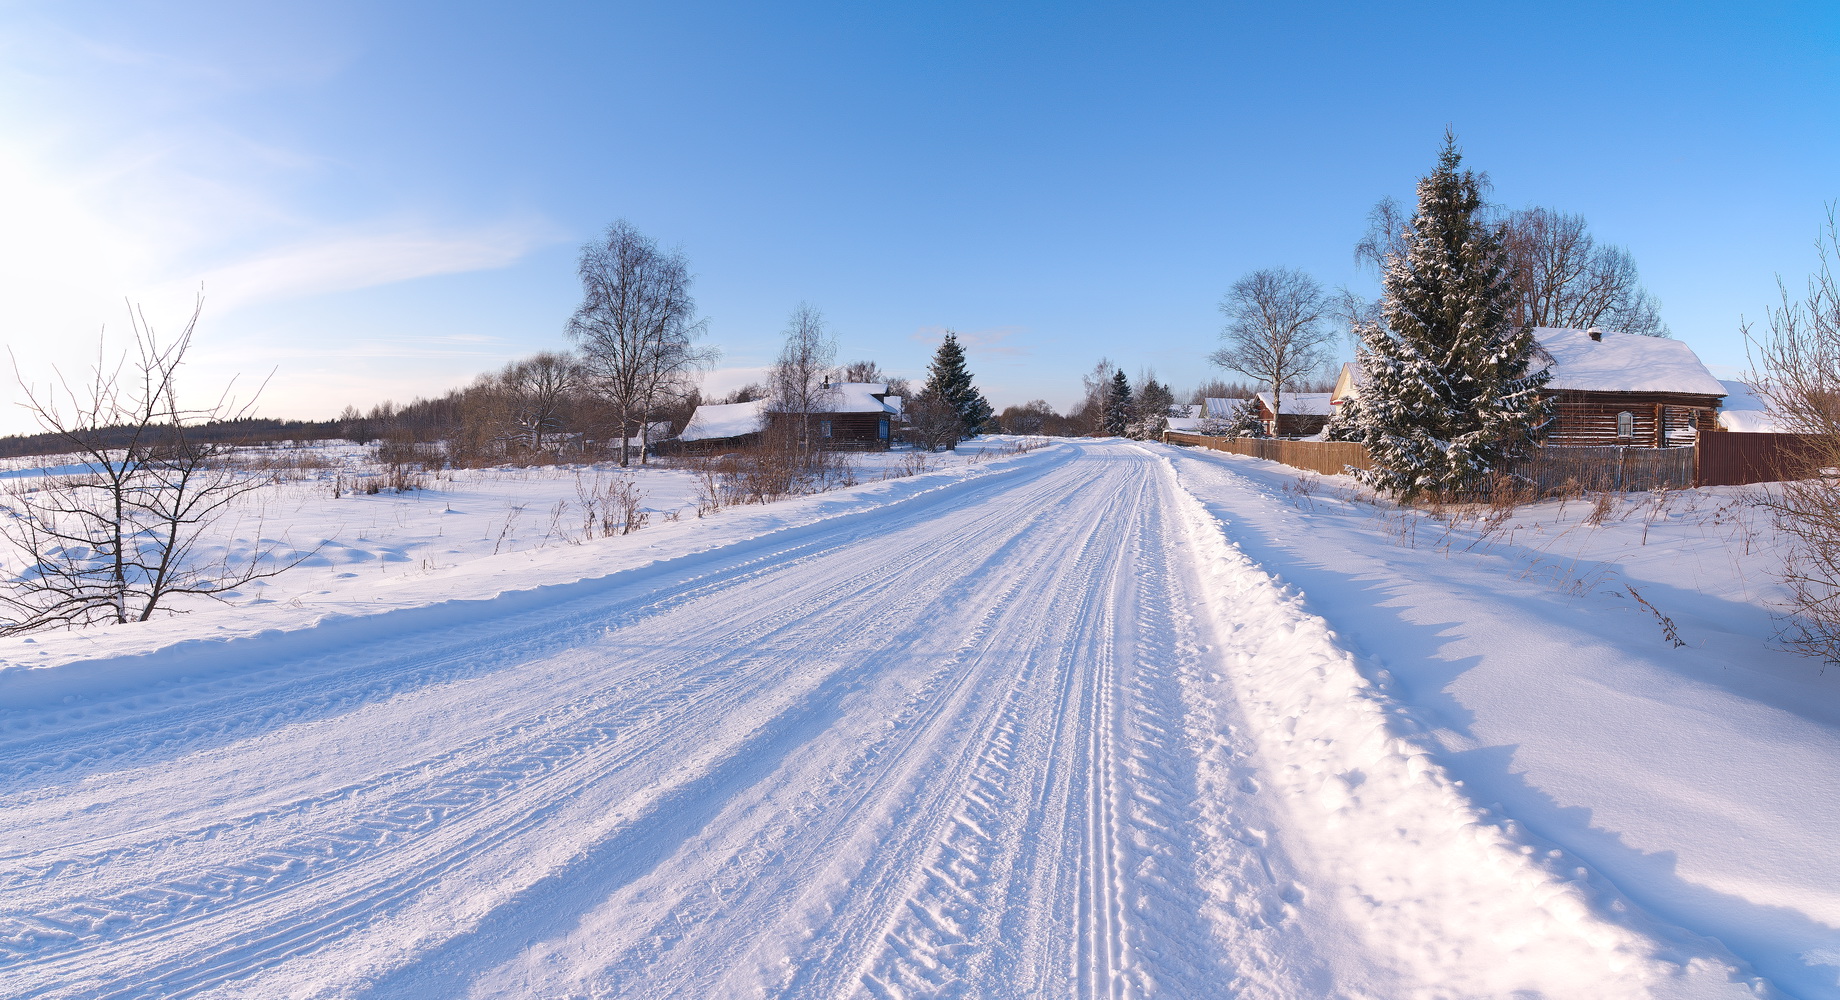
1154, 451, 1758, 998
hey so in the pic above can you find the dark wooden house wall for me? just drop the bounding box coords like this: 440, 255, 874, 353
767, 412, 893, 451
1545, 391, 1721, 448
1254, 400, 1329, 438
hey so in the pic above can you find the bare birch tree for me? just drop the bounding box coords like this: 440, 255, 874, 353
1211, 267, 1333, 433
567, 220, 716, 466
768, 303, 838, 456
1, 300, 306, 633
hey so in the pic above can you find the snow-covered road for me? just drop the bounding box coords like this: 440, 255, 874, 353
0, 443, 1763, 998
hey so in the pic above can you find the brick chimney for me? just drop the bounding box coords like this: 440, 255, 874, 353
1587, 326, 1603, 342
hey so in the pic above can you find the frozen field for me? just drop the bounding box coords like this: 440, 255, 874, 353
1, 439, 1834, 997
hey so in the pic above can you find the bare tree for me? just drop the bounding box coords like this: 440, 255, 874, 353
1211, 267, 1333, 433
1744, 210, 1840, 665
1359, 194, 1667, 337
1354, 195, 1411, 277
1078, 357, 1119, 435
497, 351, 581, 451
768, 303, 839, 455
997, 400, 1055, 435
1500, 207, 1668, 336
1, 300, 306, 633
567, 220, 716, 466
840, 359, 884, 384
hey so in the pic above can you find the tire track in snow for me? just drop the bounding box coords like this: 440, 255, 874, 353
1, 449, 1102, 999
360, 455, 1112, 1000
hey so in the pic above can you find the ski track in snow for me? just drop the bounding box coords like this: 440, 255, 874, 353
0, 443, 1762, 998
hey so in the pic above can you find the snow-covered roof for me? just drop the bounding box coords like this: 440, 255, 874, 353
1204, 397, 1249, 419
1165, 416, 1204, 432
1255, 391, 1334, 416
678, 399, 769, 442
1534, 328, 1727, 397
824, 382, 900, 415
679, 384, 900, 442
1716, 379, 1791, 432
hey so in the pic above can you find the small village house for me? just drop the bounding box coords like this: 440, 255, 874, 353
1332, 327, 1728, 448
1253, 391, 1333, 437
1532, 327, 1726, 446
675, 383, 905, 452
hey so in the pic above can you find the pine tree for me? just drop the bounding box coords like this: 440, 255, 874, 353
919, 332, 993, 446
1130, 378, 1175, 439
1102, 370, 1134, 436
1223, 398, 1263, 439
1355, 132, 1552, 499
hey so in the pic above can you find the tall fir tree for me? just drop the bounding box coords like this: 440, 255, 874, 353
920, 332, 994, 443
1129, 377, 1176, 439
1355, 132, 1552, 498
1102, 370, 1134, 436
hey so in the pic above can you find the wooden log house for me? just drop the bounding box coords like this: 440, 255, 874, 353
1253, 391, 1334, 438
1533, 327, 1726, 447
675, 383, 905, 452
1330, 330, 1728, 448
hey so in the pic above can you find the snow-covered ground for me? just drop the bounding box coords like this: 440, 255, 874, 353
0, 438, 1832, 997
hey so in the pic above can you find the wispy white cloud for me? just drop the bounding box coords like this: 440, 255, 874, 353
0, 10, 563, 434
909, 324, 1032, 358
183, 220, 558, 314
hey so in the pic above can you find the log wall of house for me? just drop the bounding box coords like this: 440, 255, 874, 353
820, 412, 892, 450
1254, 402, 1329, 438
1545, 391, 1719, 448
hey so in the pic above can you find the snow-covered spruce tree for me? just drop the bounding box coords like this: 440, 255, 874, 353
1355, 133, 1552, 499
1323, 395, 1363, 442
1129, 377, 1175, 439
1102, 370, 1134, 436
1224, 398, 1264, 438
917, 332, 993, 447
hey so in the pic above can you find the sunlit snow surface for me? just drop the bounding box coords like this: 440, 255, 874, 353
0, 438, 1823, 997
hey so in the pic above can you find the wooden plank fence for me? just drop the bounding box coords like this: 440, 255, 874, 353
1164, 429, 1824, 491
1698, 432, 1821, 486
1162, 432, 1370, 476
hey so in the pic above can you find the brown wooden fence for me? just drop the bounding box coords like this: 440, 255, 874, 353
1165, 429, 1826, 490
1509, 446, 1695, 492
1163, 432, 1371, 475
1698, 432, 1821, 486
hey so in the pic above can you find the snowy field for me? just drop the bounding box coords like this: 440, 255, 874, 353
0, 438, 1835, 997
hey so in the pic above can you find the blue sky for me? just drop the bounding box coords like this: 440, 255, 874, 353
1, 2, 1836, 433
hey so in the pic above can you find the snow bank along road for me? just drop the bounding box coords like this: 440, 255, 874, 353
1, 443, 1764, 998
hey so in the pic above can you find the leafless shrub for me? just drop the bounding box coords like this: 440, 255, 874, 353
1280, 475, 1319, 510
0, 299, 314, 633
1743, 208, 1840, 665
885, 449, 931, 480
573, 471, 648, 536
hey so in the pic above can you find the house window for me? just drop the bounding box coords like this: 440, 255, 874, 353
820, 419, 832, 439
1616, 411, 1634, 440
878, 418, 889, 439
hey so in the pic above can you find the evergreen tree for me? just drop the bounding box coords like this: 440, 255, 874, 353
1223, 398, 1263, 439
1102, 370, 1134, 436
1355, 132, 1552, 498
919, 332, 993, 445
1130, 377, 1176, 440
1322, 395, 1363, 442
